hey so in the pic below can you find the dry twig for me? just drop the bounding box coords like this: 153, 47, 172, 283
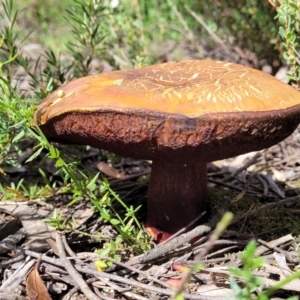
257, 238, 298, 264
56, 233, 101, 300
221, 152, 262, 182
75, 264, 222, 300
22, 249, 220, 299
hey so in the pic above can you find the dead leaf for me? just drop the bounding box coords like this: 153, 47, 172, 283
97, 161, 125, 178
26, 254, 52, 300
46, 238, 59, 256
6, 186, 28, 201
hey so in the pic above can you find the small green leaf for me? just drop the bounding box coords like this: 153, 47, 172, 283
278, 26, 286, 38
288, 55, 296, 63
110, 218, 120, 225
251, 257, 265, 268
289, 2, 299, 10
96, 246, 111, 257
244, 240, 256, 262
86, 173, 100, 191
26, 146, 43, 163
279, 16, 286, 25
49, 147, 59, 158
286, 31, 294, 41
55, 158, 65, 167
12, 130, 25, 143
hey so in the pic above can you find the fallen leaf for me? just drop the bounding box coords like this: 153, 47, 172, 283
6, 186, 28, 201
97, 161, 125, 178
46, 238, 59, 256
26, 254, 52, 300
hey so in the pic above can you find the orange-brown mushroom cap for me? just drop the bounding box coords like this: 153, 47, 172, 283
34, 60, 300, 163
34, 60, 300, 240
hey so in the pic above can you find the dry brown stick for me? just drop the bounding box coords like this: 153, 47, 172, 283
128, 240, 202, 268
221, 152, 262, 182
58, 278, 103, 300
23, 250, 221, 300
94, 278, 148, 300
268, 0, 282, 8
127, 196, 231, 266
110, 171, 150, 183
257, 238, 298, 263
234, 234, 295, 268
193, 239, 246, 255
56, 233, 101, 300
197, 256, 231, 265
74, 265, 222, 300
207, 178, 243, 192
167, 0, 195, 43
0, 257, 35, 290
61, 235, 85, 266
91, 254, 169, 288
0, 290, 27, 300
196, 245, 239, 258
62, 235, 77, 257
272, 152, 299, 167
255, 234, 294, 258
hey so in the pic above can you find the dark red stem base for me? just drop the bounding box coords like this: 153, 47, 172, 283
146, 160, 207, 242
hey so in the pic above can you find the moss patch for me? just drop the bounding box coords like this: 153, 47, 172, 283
208, 187, 300, 240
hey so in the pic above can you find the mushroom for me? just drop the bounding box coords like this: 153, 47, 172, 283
34, 60, 300, 241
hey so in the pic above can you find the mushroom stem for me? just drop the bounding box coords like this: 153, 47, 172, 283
146, 160, 207, 241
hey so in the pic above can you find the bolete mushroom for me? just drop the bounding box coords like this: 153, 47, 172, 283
34, 60, 300, 241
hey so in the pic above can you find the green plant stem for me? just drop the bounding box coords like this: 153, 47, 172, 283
108, 186, 142, 230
